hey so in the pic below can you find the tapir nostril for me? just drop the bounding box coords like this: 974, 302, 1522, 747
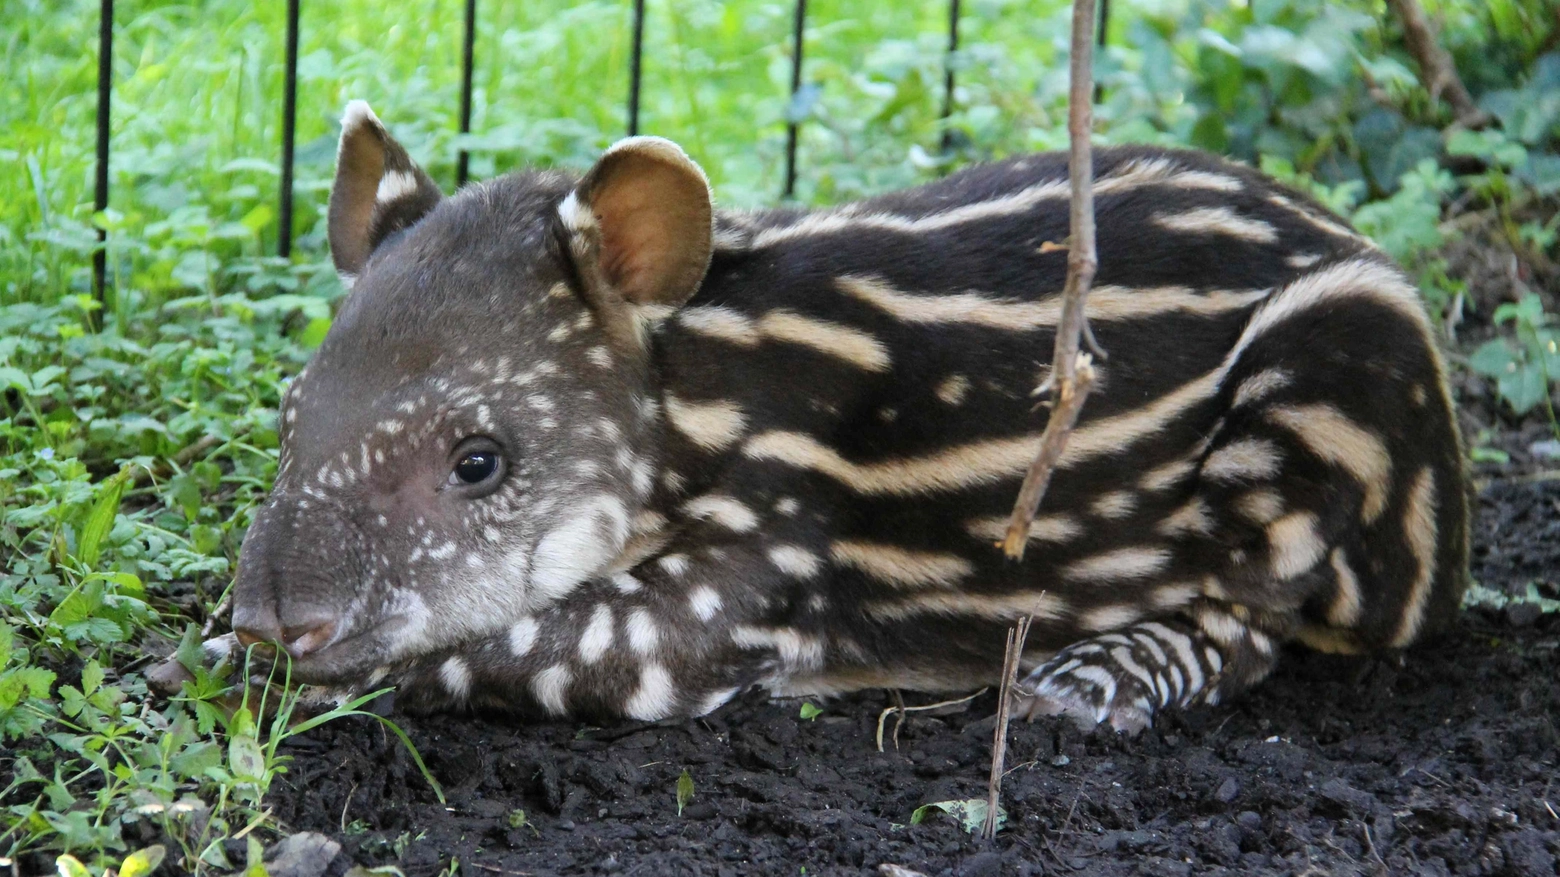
282, 619, 339, 658
234, 628, 272, 650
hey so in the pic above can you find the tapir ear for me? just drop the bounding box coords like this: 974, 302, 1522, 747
328, 101, 443, 286
558, 137, 713, 313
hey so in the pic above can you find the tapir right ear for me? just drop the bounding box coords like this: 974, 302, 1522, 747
327, 101, 443, 287
557, 137, 713, 319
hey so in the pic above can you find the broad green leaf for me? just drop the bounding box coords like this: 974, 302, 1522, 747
229, 732, 266, 782
171, 741, 223, 780
1468, 340, 1516, 377
1498, 365, 1548, 414
80, 659, 104, 696
76, 466, 131, 567
119, 845, 167, 877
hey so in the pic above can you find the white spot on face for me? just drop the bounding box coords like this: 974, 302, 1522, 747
611, 572, 643, 593
509, 617, 539, 656
529, 495, 630, 603
579, 604, 614, 664
586, 346, 613, 369
689, 586, 722, 622
624, 663, 677, 720
657, 554, 690, 576
774, 497, 800, 515
532, 664, 572, 715
438, 656, 471, 700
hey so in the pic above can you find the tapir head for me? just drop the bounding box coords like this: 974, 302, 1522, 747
230, 101, 714, 684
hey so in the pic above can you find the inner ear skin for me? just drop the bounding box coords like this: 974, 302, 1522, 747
571, 140, 714, 308
327, 102, 445, 280
329, 127, 389, 274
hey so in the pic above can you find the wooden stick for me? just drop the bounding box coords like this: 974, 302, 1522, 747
983, 615, 1032, 839
1002, 0, 1100, 561
1385, 0, 1488, 128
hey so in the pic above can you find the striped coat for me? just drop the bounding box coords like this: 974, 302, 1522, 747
225, 102, 1467, 731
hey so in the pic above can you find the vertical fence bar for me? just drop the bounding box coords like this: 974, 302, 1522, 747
278, 0, 300, 258
1094, 0, 1110, 103
93, 0, 113, 305
628, 0, 646, 135
782, 0, 806, 199
940, 0, 961, 152
456, 0, 477, 186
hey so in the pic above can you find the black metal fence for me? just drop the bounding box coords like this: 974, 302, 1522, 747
89, 1, 1108, 302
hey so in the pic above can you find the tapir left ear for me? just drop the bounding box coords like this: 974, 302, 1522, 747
558, 137, 713, 322
328, 100, 443, 287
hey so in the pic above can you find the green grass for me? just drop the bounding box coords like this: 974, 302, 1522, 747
2, 0, 1557, 872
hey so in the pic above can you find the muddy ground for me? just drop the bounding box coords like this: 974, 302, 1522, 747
218, 460, 1560, 877
207, 252, 1560, 876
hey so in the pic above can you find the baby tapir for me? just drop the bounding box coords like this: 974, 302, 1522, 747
228, 100, 1468, 732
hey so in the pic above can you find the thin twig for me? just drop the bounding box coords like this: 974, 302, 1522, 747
200, 594, 232, 637
1002, 0, 1101, 561
1384, 0, 1488, 128
874, 689, 987, 753
983, 616, 1032, 839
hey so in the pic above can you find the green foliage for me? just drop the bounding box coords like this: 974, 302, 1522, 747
1469, 294, 1560, 428
675, 769, 695, 817
3, 0, 1559, 870
798, 701, 824, 720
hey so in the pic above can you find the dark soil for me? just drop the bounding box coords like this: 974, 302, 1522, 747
231, 469, 1560, 877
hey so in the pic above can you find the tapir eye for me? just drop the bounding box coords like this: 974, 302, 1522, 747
447, 439, 505, 494
455, 453, 497, 483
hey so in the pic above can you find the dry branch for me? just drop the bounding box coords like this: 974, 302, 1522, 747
983, 615, 1032, 839
1385, 0, 1488, 128
1002, 0, 1100, 561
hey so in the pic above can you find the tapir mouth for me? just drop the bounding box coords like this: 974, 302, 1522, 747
243, 614, 414, 688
